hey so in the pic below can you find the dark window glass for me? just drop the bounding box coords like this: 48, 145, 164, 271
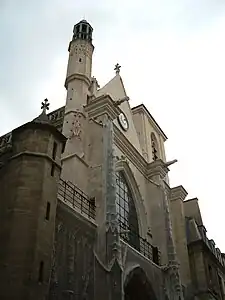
45, 202, 50, 220
38, 261, 44, 283
52, 142, 57, 160
116, 172, 140, 250
82, 24, 87, 32
51, 163, 55, 177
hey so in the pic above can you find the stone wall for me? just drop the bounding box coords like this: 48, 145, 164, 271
0, 121, 65, 300
48, 201, 96, 300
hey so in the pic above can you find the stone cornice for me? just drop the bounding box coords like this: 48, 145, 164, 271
146, 159, 169, 180
85, 94, 122, 121
65, 73, 91, 89
184, 197, 199, 203
10, 151, 62, 169
170, 185, 188, 202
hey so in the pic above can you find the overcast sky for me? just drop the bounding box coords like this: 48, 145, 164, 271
1, 0, 225, 250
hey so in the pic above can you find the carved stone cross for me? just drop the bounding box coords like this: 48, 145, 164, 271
41, 98, 50, 114
114, 63, 121, 75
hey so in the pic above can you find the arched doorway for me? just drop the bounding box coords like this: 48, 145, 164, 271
124, 267, 157, 300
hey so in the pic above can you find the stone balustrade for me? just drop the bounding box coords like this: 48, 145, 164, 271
198, 225, 225, 268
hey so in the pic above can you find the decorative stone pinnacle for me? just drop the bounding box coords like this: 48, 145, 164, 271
41, 98, 50, 114
114, 63, 121, 75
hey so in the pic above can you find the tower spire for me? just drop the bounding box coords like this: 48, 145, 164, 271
61, 20, 94, 186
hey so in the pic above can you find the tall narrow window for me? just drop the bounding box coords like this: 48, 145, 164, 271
51, 164, 55, 177
208, 265, 213, 286
45, 202, 51, 220
151, 133, 159, 161
116, 172, 140, 250
152, 246, 159, 265
52, 142, 57, 160
38, 261, 44, 283
51, 142, 57, 177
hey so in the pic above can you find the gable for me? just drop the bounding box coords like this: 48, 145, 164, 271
96, 74, 127, 101
97, 74, 142, 155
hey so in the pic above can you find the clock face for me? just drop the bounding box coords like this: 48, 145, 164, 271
118, 113, 129, 131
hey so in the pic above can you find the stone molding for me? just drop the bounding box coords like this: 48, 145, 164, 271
115, 159, 148, 238
10, 151, 62, 169
170, 185, 188, 202
65, 73, 91, 89
61, 152, 89, 167
146, 159, 169, 180
85, 94, 122, 121
114, 125, 147, 176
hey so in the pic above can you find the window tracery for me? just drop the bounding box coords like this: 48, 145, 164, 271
115, 171, 140, 250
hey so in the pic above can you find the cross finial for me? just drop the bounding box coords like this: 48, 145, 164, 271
114, 63, 121, 75
41, 98, 50, 114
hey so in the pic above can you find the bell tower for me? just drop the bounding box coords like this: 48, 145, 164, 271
61, 20, 94, 190
64, 20, 94, 113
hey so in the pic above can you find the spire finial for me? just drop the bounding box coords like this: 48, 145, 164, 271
41, 98, 50, 114
114, 63, 121, 75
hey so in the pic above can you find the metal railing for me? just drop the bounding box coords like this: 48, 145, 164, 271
57, 179, 96, 220
119, 223, 160, 265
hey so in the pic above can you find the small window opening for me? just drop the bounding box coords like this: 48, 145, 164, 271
152, 246, 160, 265
51, 163, 55, 177
82, 24, 87, 33
75, 26, 79, 34
38, 261, 44, 283
79, 58, 82, 62
52, 142, 57, 160
45, 202, 50, 220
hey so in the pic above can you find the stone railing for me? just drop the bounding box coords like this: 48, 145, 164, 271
0, 106, 65, 155
48, 106, 65, 123
0, 132, 12, 153
198, 225, 225, 268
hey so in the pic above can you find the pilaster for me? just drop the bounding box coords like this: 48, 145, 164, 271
169, 186, 191, 288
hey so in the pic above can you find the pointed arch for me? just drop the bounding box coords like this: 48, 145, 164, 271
124, 265, 158, 300
115, 160, 147, 239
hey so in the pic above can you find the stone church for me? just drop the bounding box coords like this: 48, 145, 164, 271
0, 19, 225, 300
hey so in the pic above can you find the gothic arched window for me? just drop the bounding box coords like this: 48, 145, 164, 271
116, 171, 140, 250
151, 132, 159, 161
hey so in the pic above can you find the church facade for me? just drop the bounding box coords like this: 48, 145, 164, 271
0, 19, 225, 300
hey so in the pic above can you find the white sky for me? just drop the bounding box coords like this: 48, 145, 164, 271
0, 0, 225, 251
